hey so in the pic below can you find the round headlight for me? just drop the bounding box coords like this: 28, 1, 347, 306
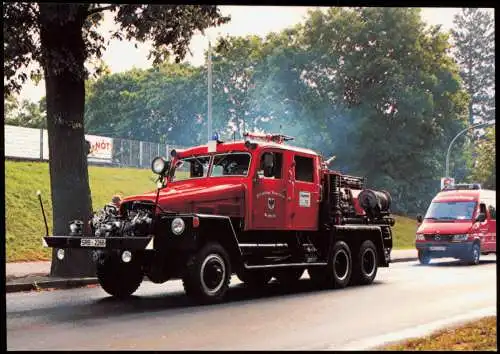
121, 250, 132, 263
171, 218, 185, 235
151, 156, 166, 174
69, 223, 78, 233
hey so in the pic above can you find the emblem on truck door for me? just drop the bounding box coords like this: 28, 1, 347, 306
268, 197, 275, 210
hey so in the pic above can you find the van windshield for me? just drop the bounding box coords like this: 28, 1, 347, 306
424, 201, 477, 221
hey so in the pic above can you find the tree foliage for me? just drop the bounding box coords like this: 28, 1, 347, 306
4, 95, 47, 129
451, 8, 495, 124
469, 126, 496, 189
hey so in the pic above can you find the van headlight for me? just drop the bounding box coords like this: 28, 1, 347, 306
415, 234, 425, 241
171, 218, 185, 235
452, 234, 468, 241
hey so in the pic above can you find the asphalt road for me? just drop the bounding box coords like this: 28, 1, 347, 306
7, 256, 497, 350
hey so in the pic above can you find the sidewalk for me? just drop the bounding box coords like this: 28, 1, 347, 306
5, 249, 418, 293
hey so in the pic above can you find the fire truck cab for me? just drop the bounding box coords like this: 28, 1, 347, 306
415, 183, 496, 265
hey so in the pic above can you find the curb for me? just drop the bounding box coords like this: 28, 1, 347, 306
6, 277, 99, 293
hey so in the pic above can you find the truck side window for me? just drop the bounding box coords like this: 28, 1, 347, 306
294, 155, 314, 182
260, 152, 283, 178
488, 205, 496, 220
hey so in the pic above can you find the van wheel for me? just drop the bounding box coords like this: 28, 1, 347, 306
182, 242, 231, 304
466, 243, 481, 265
418, 250, 431, 265
309, 240, 352, 289
237, 270, 272, 287
350, 240, 378, 285
97, 255, 143, 298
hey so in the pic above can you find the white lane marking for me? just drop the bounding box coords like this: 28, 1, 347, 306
333, 306, 497, 350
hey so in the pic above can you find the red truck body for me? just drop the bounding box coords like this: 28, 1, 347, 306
43, 133, 395, 303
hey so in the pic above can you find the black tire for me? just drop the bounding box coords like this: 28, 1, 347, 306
350, 240, 378, 285
466, 243, 481, 265
182, 242, 232, 304
308, 240, 352, 289
97, 255, 143, 298
237, 269, 272, 287
273, 268, 305, 286
418, 250, 431, 265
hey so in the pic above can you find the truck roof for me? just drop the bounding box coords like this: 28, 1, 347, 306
174, 140, 320, 158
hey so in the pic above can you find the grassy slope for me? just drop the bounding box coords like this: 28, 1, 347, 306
5, 160, 416, 262
382, 316, 497, 351
5, 160, 156, 262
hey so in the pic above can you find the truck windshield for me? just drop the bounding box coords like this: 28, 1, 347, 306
172, 155, 211, 181
210, 153, 251, 177
424, 201, 477, 221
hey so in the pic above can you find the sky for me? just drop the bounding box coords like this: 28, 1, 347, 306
16, 6, 494, 102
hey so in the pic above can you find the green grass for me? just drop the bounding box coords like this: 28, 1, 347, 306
5, 160, 417, 262
5, 160, 157, 262
392, 215, 418, 250
381, 316, 497, 351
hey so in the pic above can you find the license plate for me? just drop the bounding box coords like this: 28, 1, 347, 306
430, 246, 446, 251
80, 238, 106, 248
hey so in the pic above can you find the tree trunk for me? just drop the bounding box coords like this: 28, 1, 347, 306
40, 4, 95, 278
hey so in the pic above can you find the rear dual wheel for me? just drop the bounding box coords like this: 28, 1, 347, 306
309, 240, 352, 289
350, 240, 378, 285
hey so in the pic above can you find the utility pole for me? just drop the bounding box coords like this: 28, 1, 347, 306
207, 39, 213, 142
445, 121, 495, 177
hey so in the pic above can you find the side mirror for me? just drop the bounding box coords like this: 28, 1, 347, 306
416, 214, 423, 223
475, 212, 486, 223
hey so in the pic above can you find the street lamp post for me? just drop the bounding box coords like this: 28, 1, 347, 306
207, 39, 213, 142
445, 121, 495, 178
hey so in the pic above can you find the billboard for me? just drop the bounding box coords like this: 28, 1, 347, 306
85, 134, 113, 162
440, 177, 455, 190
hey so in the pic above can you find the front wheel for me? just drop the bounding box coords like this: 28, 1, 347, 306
182, 242, 232, 304
466, 243, 481, 265
96, 254, 143, 298
418, 250, 431, 265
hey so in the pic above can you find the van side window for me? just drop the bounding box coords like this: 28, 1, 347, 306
479, 203, 487, 216
260, 152, 283, 178
294, 155, 314, 182
488, 205, 496, 220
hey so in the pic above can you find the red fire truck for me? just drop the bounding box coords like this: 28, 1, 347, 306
42, 133, 395, 304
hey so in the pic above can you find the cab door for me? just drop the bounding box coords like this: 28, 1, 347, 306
289, 153, 320, 230
477, 202, 494, 252
484, 199, 496, 252
251, 149, 287, 229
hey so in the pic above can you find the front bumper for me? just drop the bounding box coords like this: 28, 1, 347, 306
415, 241, 474, 259
43, 235, 154, 250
